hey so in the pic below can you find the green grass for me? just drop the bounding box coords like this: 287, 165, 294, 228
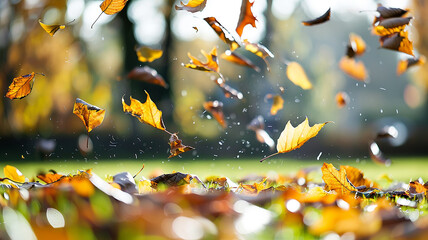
4, 157, 428, 183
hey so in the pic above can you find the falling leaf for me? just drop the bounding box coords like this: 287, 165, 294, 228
39, 19, 74, 36
286, 62, 312, 89
302, 8, 331, 26
127, 66, 168, 88
135, 46, 163, 62
92, 0, 128, 28
247, 115, 275, 149
5, 72, 38, 100
168, 133, 194, 158
397, 56, 426, 76
4, 165, 26, 183
379, 31, 414, 56
265, 94, 284, 115
213, 78, 243, 99
369, 141, 391, 166
372, 17, 412, 36
221, 50, 260, 72
339, 56, 367, 81
346, 33, 366, 58
243, 39, 274, 70
175, 0, 207, 13
204, 17, 240, 51
203, 101, 227, 129
193, 26, 198, 32
185, 47, 219, 73
73, 98, 106, 133
374, 4, 409, 25
261, 118, 330, 162
335, 92, 349, 108
236, 0, 257, 37
341, 165, 379, 189
321, 163, 356, 194
122, 91, 165, 130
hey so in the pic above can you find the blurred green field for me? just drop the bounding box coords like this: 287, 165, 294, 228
4, 157, 428, 183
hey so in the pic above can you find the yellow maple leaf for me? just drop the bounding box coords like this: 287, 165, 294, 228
321, 163, 356, 195
122, 91, 165, 130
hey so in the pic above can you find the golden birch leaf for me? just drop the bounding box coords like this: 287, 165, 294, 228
286, 62, 312, 90
39, 19, 66, 36
321, 163, 356, 195
92, 0, 128, 28
73, 98, 106, 133
135, 46, 163, 63
122, 91, 165, 130
5, 72, 37, 99
4, 165, 26, 183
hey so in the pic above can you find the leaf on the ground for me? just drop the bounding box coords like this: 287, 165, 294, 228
70, 178, 95, 197
151, 172, 193, 188
168, 133, 194, 158
138, 179, 154, 194
286, 62, 312, 90
240, 178, 267, 194
5, 72, 36, 99
92, 0, 128, 28
73, 98, 106, 133
341, 165, 379, 189
175, 0, 207, 13
185, 47, 219, 73
37, 171, 65, 184
113, 172, 137, 194
135, 46, 163, 62
369, 141, 391, 166
247, 116, 275, 149
89, 173, 133, 204
126, 66, 168, 88
242, 39, 274, 70
39, 19, 66, 36
221, 50, 260, 72
397, 56, 425, 76
302, 8, 331, 26
408, 181, 427, 195
346, 33, 366, 58
379, 31, 414, 56
265, 94, 284, 115
4, 165, 25, 183
339, 56, 367, 81
203, 101, 227, 129
213, 78, 244, 99
122, 91, 165, 130
372, 17, 412, 36
204, 17, 239, 51
236, 0, 257, 37
335, 92, 349, 108
321, 163, 356, 195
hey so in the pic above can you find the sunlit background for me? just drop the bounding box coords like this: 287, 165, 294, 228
0, 0, 427, 161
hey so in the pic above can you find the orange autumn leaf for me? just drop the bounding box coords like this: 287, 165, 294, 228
39, 19, 67, 36
236, 0, 257, 37
203, 101, 227, 129
341, 165, 379, 189
243, 39, 274, 70
408, 181, 427, 195
175, 0, 207, 13
346, 33, 366, 58
4, 165, 25, 183
70, 178, 95, 198
339, 56, 368, 81
135, 46, 163, 63
321, 163, 356, 195
240, 178, 267, 194
335, 91, 349, 108
204, 17, 240, 51
127, 66, 168, 88
37, 172, 65, 184
302, 8, 331, 26
286, 62, 312, 90
168, 133, 194, 158
265, 94, 284, 115
122, 91, 165, 130
261, 118, 330, 162
221, 50, 260, 72
247, 115, 274, 149
92, 0, 128, 28
5, 72, 37, 100
379, 31, 414, 56
73, 98, 106, 133
185, 47, 219, 73
397, 56, 426, 76
372, 17, 412, 36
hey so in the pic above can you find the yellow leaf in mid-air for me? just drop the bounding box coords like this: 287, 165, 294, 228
175, 0, 207, 13
39, 20, 65, 36
4, 165, 25, 183
269, 94, 284, 115
286, 62, 312, 90
260, 118, 329, 162
92, 0, 128, 28
321, 163, 356, 195
135, 46, 163, 63
5, 72, 37, 100
339, 56, 367, 81
184, 47, 219, 73
73, 98, 106, 133
122, 91, 165, 131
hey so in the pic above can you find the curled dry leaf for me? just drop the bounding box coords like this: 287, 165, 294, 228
221, 50, 260, 72
73, 98, 106, 133
286, 62, 312, 90
346, 33, 366, 58
243, 39, 274, 70
175, 0, 207, 13
122, 91, 165, 130
92, 0, 128, 28
151, 172, 193, 187
302, 8, 331, 26
373, 4, 409, 25
4, 165, 26, 183
236, 0, 257, 37
335, 91, 349, 108
265, 94, 284, 115
321, 163, 356, 195
185, 47, 219, 73
372, 17, 412, 36
168, 133, 195, 158
203, 101, 227, 129
204, 17, 240, 51
369, 141, 391, 166
379, 31, 414, 56
135, 46, 163, 63
261, 117, 330, 162
339, 56, 367, 81
39, 19, 74, 36
127, 66, 168, 88
5, 72, 38, 99
341, 165, 379, 189
397, 56, 426, 76
213, 78, 243, 99
247, 115, 274, 149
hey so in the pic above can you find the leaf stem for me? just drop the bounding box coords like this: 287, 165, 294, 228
260, 152, 279, 162
163, 129, 173, 136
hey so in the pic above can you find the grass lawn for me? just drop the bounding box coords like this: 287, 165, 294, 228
4, 156, 428, 183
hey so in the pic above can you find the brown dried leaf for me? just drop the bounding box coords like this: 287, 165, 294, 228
168, 133, 194, 158
236, 0, 257, 37
127, 66, 168, 88
302, 8, 331, 26
335, 91, 349, 108
372, 17, 412, 36
397, 56, 426, 76
203, 101, 227, 129
379, 31, 414, 56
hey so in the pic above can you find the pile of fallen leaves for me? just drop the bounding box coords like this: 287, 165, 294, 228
1, 163, 428, 239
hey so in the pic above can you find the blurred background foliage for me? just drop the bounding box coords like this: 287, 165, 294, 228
0, 0, 427, 160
